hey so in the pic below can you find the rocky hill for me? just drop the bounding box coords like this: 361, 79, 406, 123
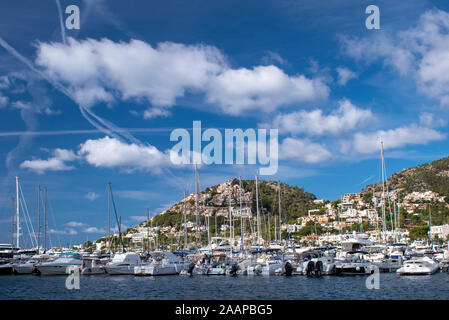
362, 156, 449, 200
149, 178, 320, 227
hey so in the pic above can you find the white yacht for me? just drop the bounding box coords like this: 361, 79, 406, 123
81, 257, 106, 275
36, 253, 83, 275
134, 251, 185, 276
335, 251, 375, 275
396, 256, 439, 275
105, 252, 141, 275
13, 259, 38, 274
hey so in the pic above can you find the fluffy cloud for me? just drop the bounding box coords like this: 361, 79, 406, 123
143, 107, 171, 119
20, 148, 78, 174
349, 124, 445, 155
79, 136, 169, 173
272, 99, 374, 136
48, 228, 77, 235
35, 38, 328, 114
207, 65, 329, 115
36, 38, 226, 108
84, 192, 99, 201
336, 67, 357, 85
279, 138, 332, 163
83, 227, 106, 234
0, 93, 7, 108
65, 221, 87, 227
341, 9, 449, 103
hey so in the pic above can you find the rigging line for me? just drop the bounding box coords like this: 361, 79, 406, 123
18, 184, 37, 248
109, 184, 125, 249
47, 195, 62, 248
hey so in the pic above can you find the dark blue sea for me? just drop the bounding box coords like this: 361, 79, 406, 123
2, 273, 449, 300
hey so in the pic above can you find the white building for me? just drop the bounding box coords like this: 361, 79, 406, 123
430, 224, 449, 240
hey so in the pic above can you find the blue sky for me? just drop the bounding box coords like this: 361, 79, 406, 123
1, 0, 449, 246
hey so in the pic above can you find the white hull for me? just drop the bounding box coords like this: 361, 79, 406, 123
37, 264, 81, 275
13, 264, 36, 274
134, 264, 181, 276
81, 266, 105, 275
105, 265, 136, 275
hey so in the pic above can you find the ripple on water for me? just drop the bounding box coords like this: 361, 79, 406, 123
1, 273, 449, 300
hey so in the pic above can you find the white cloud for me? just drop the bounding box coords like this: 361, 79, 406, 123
419, 112, 447, 128
279, 137, 332, 163
143, 107, 171, 119
65, 221, 87, 227
36, 38, 227, 108
35, 38, 328, 115
79, 136, 169, 173
0, 93, 8, 108
207, 65, 329, 115
336, 67, 357, 85
349, 124, 445, 155
48, 228, 77, 235
83, 227, 106, 234
341, 9, 449, 104
20, 148, 78, 174
272, 99, 374, 136
85, 192, 99, 201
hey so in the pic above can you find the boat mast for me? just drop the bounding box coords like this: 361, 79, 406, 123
255, 174, 261, 246
278, 181, 282, 243
195, 164, 200, 246
44, 187, 47, 252
183, 189, 187, 250
38, 185, 41, 251
16, 176, 20, 248
229, 194, 232, 256
429, 204, 432, 247
11, 197, 15, 248
108, 182, 111, 255
239, 177, 244, 253
147, 207, 150, 253
380, 140, 387, 241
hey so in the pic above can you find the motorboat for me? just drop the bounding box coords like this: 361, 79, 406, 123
36, 253, 83, 275
105, 252, 141, 275
396, 256, 439, 275
81, 257, 106, 275
134, 251, 185, 276
13, 259, 39, 274
335, 251, 375, 275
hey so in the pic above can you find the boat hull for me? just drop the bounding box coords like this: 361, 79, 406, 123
36, 265, 81, 275
105, 265, 136, 275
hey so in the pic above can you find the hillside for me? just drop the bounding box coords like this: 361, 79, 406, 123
362, 156, 449, 200
149, 178, 320, 227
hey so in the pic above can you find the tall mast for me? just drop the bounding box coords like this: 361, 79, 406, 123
380, 140, 387, 241
38, 185, 41, 251
16, 176, 19, 248
278, 181, 282, 243
429, 204, 432, 246
183, 190, 187, 250
229, 194, 232, 256
195, 164, 200, 246
44, 187, 47, 252
107, 182, 111, 254
239, 177, 244, 253
255, 174, 261, 246
11, 197, 15, 247
147, 207, 150, 252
